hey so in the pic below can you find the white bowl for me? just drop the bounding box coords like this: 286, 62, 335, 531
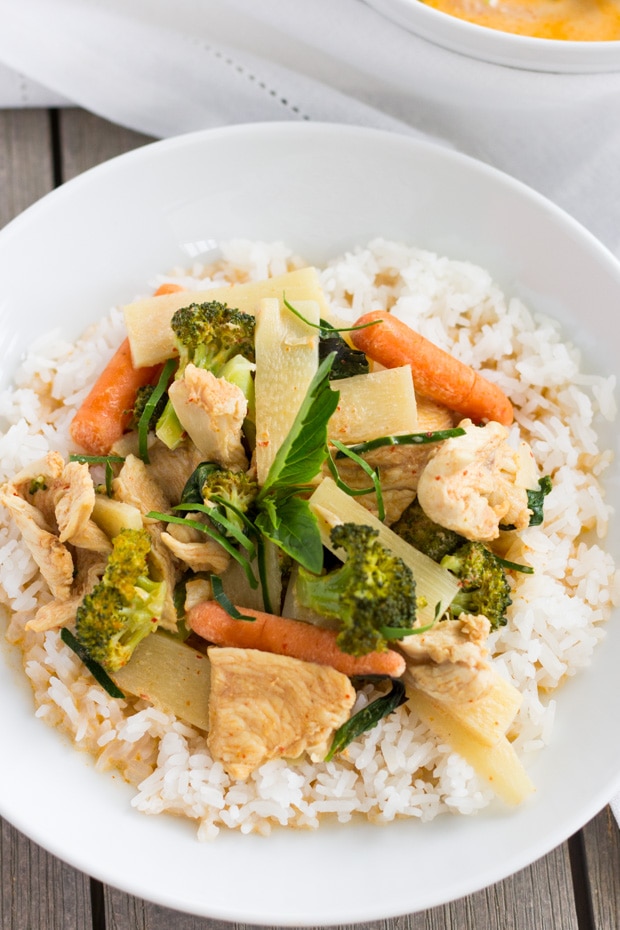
0, 122, 619, 924
367, 0, 620, 72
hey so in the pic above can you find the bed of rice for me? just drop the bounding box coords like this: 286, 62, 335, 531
0, 238, 618, 840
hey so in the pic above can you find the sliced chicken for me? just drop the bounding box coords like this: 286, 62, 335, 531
0, 486, 73, 600
401, 614, 493, 703
146, 440, 204, 505
54, 460, 96, 542
112, 453, 171, 516
416, 418, 537, 541
161, 531, 230, 574
168, 365, 248, 470
27, 550, 107, 632
207, 646, 355, 780
324, 394, 456, 524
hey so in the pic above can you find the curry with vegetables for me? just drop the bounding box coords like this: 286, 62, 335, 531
420, 0, 620, 40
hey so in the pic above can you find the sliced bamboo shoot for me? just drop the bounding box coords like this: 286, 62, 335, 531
405, 678, 535, 805
400, 664, 522, 746
254, 297, 320, 486
123, 267, 329, 368
308, 477, 458, 626
92, 496, 143, 537
112, 633, 211, 731
328, 367, 418, 444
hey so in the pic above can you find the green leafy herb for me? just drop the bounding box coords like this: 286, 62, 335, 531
259, 354, 339, 499
137, 357, 176, 463
334, 427, 466, 458
210, 573, 256, 621
527, 475, 552, 527
327, 439, 385, 522
255, 494, 324, 574
282, 296, 381, 336
146, 510, 258, 589
325, 678, 407, 761
173, 502, 257, 558
69, 453, 125, 496
495, 555, 534, 574
60, 627, 125, 699
254, 354, 339, 574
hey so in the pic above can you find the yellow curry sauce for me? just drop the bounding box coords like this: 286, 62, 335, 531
421, 0, 620, 40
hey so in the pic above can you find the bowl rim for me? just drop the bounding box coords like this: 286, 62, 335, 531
0, 120, 619, 923
366, 0, 620, 72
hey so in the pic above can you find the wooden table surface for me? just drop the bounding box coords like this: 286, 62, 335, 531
0, 106, 619, 930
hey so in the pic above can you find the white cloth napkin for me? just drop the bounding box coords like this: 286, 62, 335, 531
0, 0, 619, 821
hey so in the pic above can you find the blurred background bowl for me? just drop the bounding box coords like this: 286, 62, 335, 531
367, 0, 620, 72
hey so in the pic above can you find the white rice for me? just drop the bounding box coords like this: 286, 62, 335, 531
1, 238, 618, 839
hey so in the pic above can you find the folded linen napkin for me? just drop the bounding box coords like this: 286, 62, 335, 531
0, 0, 619, 822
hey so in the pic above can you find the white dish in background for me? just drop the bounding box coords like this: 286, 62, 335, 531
0, 122, 619, 924
367, 0, 620, 72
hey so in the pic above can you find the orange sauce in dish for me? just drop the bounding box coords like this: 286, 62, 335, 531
420, 0, 620, 40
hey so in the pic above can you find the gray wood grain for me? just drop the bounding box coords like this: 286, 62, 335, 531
57, 108, 154, 180
0, 819, 93, 930
582, 807, 620, 930
0, 109, 54, 227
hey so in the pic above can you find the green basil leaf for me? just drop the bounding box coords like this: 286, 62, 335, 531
60, 628, 125, 699
527, 475, 552, 527
325, 678, 407, 761
211, 574, 256, 621
255, 496, 324, 574
258, 354, 339, 498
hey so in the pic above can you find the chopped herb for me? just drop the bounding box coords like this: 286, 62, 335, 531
60, 627, 125, 699
325, 678, 407, 761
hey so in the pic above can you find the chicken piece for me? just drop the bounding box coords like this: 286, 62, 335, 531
54, 460, 96, 542
112, 453, 171, 516
16, 453, 110, 553
416, 419, 536, 541
401, 614, 493, 703
27, 549, 107, 632
0, 485, 74, 600
168, 365, 248, 470
324, 394, 456, 525
146, 440, 204, 505
161, 531, 230, 574
207, 646, 356, 780
67, 519, 113, 554
11, 451, 65, 527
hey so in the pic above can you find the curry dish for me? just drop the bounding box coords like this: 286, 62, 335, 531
420, 0, 620, 40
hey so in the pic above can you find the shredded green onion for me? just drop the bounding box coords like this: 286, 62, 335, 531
60, 628, 125, 698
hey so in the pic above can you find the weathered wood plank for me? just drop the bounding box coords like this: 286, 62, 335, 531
0, 109, 54, 227
582, 806, 620, 930
0, 818, 92, 930
57, 108, 154, 181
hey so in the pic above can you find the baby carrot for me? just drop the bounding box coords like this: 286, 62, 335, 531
153, 282, 186, 296
187, 600, 406, 678
351, 311, 514, 426
70, 337, 162, 455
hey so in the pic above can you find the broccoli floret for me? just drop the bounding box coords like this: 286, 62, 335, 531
171, 301, 255, 374
181, 462, 258, 534
319, 322, 369, 381
440, 540, 512, 630
157, 301, 256, 449
75, 528, 166, 671
130, 383, 168, 431
295, 522, 417, 657
391, 498, 465, 563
